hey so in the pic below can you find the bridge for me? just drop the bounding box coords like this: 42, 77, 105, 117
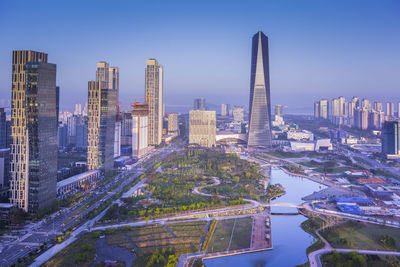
264, 202, 302, 208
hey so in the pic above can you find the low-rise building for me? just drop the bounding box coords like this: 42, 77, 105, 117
57, 170, 100, 197
189, 110, 216, 147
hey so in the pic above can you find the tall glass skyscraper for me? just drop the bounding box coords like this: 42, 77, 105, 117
10, 51, 58, 213
248, 31, 272, 148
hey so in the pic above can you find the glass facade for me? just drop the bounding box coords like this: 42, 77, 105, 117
248, 31, 272, 148
10, 50, 57, 213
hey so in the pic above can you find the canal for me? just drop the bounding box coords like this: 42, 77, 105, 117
204, 168, 326, 267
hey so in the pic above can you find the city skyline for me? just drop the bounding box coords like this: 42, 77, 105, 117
1, 0, 399, 114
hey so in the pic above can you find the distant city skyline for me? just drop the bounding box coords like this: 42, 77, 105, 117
0, 0, 399, 114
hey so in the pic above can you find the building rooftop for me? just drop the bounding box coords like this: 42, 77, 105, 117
57, 170, 100, 188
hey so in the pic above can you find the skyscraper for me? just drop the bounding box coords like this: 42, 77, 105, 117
10, 51, 58, 213
0, 108, 6, 149
194, 98, 206, 110
248, 31, 272, 148
87, 62, 117, 172
145, 59, 163, 146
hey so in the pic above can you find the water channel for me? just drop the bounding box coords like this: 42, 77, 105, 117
204, 168, 326, 267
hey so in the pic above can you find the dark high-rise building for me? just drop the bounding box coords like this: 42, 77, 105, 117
194, 98, 206, 110
248, 31, 272, 148
0, 148, 10, 188
10, 51, 58, 213
382, 121, 400, 156
56, 86, 60, 123
0, 108, 6, 149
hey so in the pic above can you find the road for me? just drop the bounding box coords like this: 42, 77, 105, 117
25, 145, 178, 267
0, 145, 175, 267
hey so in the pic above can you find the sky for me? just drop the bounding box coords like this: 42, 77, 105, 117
0, 0, 399, 114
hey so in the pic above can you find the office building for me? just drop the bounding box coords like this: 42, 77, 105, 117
132, 102, 150, 159
145, 59, 163, 146
121, 111, 132, 146
168, 113, 179, 135
248, 31, 272, 147
194, 98, 206, 110
0, 108, 6, 149
87, 62, 117, 172
382, 121, 400, 156
354, 108, 369, 130
221, 104, 229, 117
10, 50, 58, 213
0, 148, 10, 188
75, 119, 88, 149
233, 106, 244, 122
189, 110, 216, 147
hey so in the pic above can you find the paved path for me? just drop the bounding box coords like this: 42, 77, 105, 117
310, 248, 400, 267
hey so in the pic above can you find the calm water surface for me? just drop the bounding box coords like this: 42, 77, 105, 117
204, 168, 325, 267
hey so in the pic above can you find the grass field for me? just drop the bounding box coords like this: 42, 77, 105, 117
230, 217, 252, 250
321, 221, 400, 251
207, 217, 253, 253
43, 233, 97, 267
44, 221, 207, 267
207, 219, 234, 253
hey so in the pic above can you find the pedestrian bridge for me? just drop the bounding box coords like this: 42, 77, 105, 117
265, 202, 302, 208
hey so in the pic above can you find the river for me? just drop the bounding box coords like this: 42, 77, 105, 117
204, 168, 326, 267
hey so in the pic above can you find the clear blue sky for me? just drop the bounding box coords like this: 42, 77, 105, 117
0, 0, 399, 114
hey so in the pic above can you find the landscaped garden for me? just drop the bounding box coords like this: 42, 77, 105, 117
99, 149, 267, 224
44, 220, 210, 267
320, 221, 400, 251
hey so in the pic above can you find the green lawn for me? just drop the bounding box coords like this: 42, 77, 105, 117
206, 217, 253, 252
321, 221, 400, 251
207, 219, 235, 253
229, 217, 252, 250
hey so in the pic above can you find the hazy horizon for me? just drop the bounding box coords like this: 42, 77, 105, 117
1, 0, 399, 115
